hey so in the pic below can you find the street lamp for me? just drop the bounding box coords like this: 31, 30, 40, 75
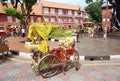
78, 7, 81, 31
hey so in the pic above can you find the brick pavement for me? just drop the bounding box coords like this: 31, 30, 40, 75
8, 36, 59, 54
76, 34, 120, 56
7, 33, 120, 60
0, 60, 120, 81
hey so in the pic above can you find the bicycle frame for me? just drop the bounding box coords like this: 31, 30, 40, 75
49, 46, 75, 61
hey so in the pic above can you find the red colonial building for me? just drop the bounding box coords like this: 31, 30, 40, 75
40, 0, 85, 28
102, 2, 113, 32
0, 0, 85, 28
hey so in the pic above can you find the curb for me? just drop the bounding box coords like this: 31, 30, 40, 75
17, 52, 120, 61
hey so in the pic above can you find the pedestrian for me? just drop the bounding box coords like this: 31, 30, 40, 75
103, 27, 107, 39
21, 28, 26, 38
94, 25, 99, 38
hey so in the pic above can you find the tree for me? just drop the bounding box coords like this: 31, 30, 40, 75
1, 0, 37, 33
85, 1, 102, 25
85, 0, 120, 28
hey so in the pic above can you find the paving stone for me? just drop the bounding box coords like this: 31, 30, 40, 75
69, 74, 84, 81
7, 69, 20, 76
83, 66, 95, 72
97, 78, 110, 81
89, 71, 103, 79
105, 68, 120, 76
48, 77, 63, 81
116, 76, 120, 81
2, 76, 17, 81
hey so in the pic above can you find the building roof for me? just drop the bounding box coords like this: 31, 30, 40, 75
102, 2, 112, 8
0, 2, 42, 15
31, 4, 42, 15
41, 1, 84, 11
0, 1, 84, 15
0, 2, 13, 14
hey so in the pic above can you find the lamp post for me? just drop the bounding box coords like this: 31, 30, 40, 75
78, 7, 81, 32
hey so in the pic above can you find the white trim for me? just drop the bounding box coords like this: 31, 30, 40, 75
19, 52, 32, 59
80, 56, 85, 61
110, 55, 120, 60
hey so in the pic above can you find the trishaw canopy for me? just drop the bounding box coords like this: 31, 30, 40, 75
28, 22, 60, 53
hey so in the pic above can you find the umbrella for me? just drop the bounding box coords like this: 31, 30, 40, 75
83, 21, 94, 27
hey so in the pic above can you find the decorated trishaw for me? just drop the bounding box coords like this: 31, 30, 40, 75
0, 30, 9, 63
26, 22, 80, 78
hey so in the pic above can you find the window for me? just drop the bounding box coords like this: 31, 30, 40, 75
16, 18, 19, 22
51, 16, 55, 22
37, 17, 41, 22
58, 9, 62, 14
68, 18, 72, 22
50, 8, 55, 14
68, 10, 72, 15
75, 18, 78, 23
63, 9, 67, 15
64, 17, 67, 22
103, 18, 105, 21
44, 8, 49, 13
44, 16, 49, 22
31, 16, 34, 22
74, 11, 78, 16
58, 17, 62, 22
7, 16, 12, 22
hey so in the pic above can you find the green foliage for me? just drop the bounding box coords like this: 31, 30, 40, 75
85, 1, 102, 24
23, 0, 37, 14
4, 8, 19, 15
4, 8, 23, 21
49, 28, 74, 39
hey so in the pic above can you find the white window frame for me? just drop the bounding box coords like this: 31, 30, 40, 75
7, 16, 12, 22
103, 18, 106, 22
44, 8, 49, 13
68, 10, 72, 15
75, 18, 78, 23
37, 17, 41, 22
68, 18, 72, 22
31, 16, 34, 22
50, 8, 55, 14
44, 16, 49, 22
58, 9, 62, 14
16, 18, 19, 22
58, 17, 62, 22
51, 16, 55, 22
74, 11, 78, 16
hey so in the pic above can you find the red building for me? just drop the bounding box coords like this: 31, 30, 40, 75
40, 1, 85, 28
0, 2, 43, 27
102, 2, 113, 32
0, 1, 85, 28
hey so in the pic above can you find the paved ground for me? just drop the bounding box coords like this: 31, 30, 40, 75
7, 32, 120, 57
8, 36, 59, 53
0, 59, 120, 81
76, 33, 120, 56
0, 31, 120, 81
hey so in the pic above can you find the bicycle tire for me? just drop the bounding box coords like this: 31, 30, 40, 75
38, 54, 60, 78
73, 50, 80, 71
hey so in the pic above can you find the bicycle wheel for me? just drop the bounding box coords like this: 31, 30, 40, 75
73, 50, 80, 71
38, 54, 60, 78
0, 53, 6, 64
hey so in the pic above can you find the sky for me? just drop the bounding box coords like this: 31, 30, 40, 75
45, 0, 88, 9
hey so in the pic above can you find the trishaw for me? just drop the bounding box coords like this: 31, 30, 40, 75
0, 30, 9, 64
27, 23, 80, 78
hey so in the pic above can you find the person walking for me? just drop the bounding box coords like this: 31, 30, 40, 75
21, 28, 26, 38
